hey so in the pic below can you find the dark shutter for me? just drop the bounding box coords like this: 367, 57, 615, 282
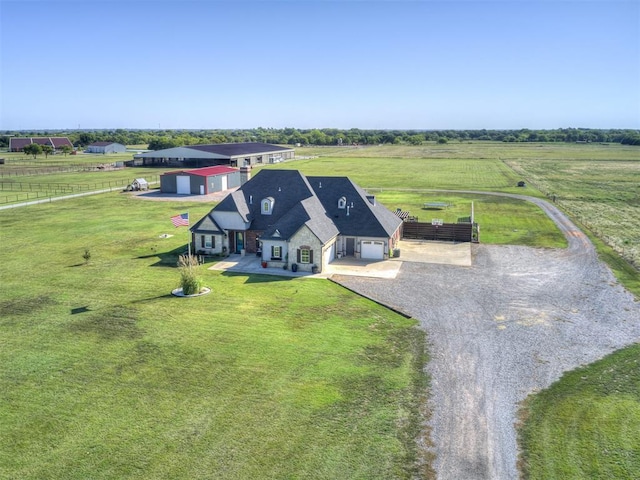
271, 246, 275, 257
297, 249, 301, 263
309, 250, 313, 263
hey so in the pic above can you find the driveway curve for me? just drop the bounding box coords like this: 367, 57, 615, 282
333, 194, 640, 479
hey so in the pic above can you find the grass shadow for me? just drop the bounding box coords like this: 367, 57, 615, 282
221, 271, 298, 284
137, 245, 188, 268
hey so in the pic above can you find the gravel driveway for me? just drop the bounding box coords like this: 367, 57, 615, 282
334, 196, 640, 479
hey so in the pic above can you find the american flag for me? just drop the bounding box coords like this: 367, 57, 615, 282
171, 213, 189, 227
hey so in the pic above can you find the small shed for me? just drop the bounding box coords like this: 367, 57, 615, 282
131, 178, 149, 190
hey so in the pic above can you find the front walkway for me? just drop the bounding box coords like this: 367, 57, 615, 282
208, 240, 472, 279
208, 253, 402, 279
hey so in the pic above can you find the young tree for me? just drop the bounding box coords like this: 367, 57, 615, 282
42, 145, 53, 158
60, 145, 73, 156
23, 143, 43, 159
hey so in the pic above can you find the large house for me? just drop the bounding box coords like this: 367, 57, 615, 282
190, 169, 403, 273
132, 142, 294, 168
9, 137, 73, 153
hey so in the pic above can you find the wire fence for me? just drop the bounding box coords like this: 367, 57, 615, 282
0, 176, 160, 205
0, 164, 126, 177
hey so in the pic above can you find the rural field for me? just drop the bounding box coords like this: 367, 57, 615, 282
0, 141, 638, 479
0, 194, 428, 479
291, 142, 640, 295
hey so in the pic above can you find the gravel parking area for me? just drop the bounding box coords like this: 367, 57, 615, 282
334, 198, 640, 479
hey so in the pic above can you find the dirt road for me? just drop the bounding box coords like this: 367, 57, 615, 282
334, 195, 640, 479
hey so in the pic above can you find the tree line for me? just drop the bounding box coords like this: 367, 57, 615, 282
2, 127, 639, 150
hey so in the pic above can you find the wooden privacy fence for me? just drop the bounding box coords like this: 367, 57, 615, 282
402, 222, 477, 242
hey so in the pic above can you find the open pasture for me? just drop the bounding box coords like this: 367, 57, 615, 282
267, 156, 534, 194
506, 158, 640, 270
297, 141, 640, 161
0, 193, 428, 480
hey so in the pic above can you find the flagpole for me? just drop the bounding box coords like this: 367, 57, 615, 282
187, 211, 191, 258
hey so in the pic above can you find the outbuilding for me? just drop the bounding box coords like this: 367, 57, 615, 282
86, 142, 127, 154
132, 142, 295, 168
160, 165, 244, 195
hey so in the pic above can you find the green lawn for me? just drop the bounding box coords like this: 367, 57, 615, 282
0, 193, 429, 479
519, 344, 640, 479
1, 141, 638, 478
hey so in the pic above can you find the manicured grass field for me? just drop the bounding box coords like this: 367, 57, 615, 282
519, 344, 640, 479
0, 193, 428, 479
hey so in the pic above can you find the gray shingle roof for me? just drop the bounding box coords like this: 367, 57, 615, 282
197, 170, 401, 242
308, 176, 403, 237
186, 142, 292, 157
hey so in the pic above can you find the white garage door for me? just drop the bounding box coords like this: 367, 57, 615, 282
361, 241, 384, 260
176, 176, 191, 195
324, 242, 336, 264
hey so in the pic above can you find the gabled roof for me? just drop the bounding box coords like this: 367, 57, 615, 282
186, 142, 292, 157
9, 137, 72, 150
9, 138, 32, 150
135, 142, 293, 160
191, 212, 224, 234
214, 170, 315, 231
50, 137, 73, 148
309, 176, 403, 238
88, 141, 116, 147
261, 196, 339, 243
198, 170, 401, 243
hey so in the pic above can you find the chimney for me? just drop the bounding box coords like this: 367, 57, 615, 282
240, 165, 251, 185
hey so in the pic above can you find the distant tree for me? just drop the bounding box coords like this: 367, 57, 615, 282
148, 137, 183, 150
437, 137, 448, 144
42, 145, 53, 158
77, 132, 96, 146
23, 143, 43, 159
407, 134, 424, 145
60, 145, 73, 156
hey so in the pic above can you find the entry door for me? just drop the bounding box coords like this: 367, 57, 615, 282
235, 232, 244, 253
346, 238, 355, 256
221, 175, 228, 191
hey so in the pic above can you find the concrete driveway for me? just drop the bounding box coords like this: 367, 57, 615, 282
209, 240, 471, 279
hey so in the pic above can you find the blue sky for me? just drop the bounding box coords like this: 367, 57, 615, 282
1, 0, 639, 130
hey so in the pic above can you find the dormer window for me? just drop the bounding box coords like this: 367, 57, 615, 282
262, 197, 274, 215
338, 196, 347, 209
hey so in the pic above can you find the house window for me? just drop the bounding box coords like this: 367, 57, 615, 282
262, 197, 274, 215
338, 196, 346, 209
271, 245, 282, 260
297, 246, 313, 264
201, 235, 214, 249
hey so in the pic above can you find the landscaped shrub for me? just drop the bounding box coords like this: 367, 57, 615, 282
177, 254, 202, 295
